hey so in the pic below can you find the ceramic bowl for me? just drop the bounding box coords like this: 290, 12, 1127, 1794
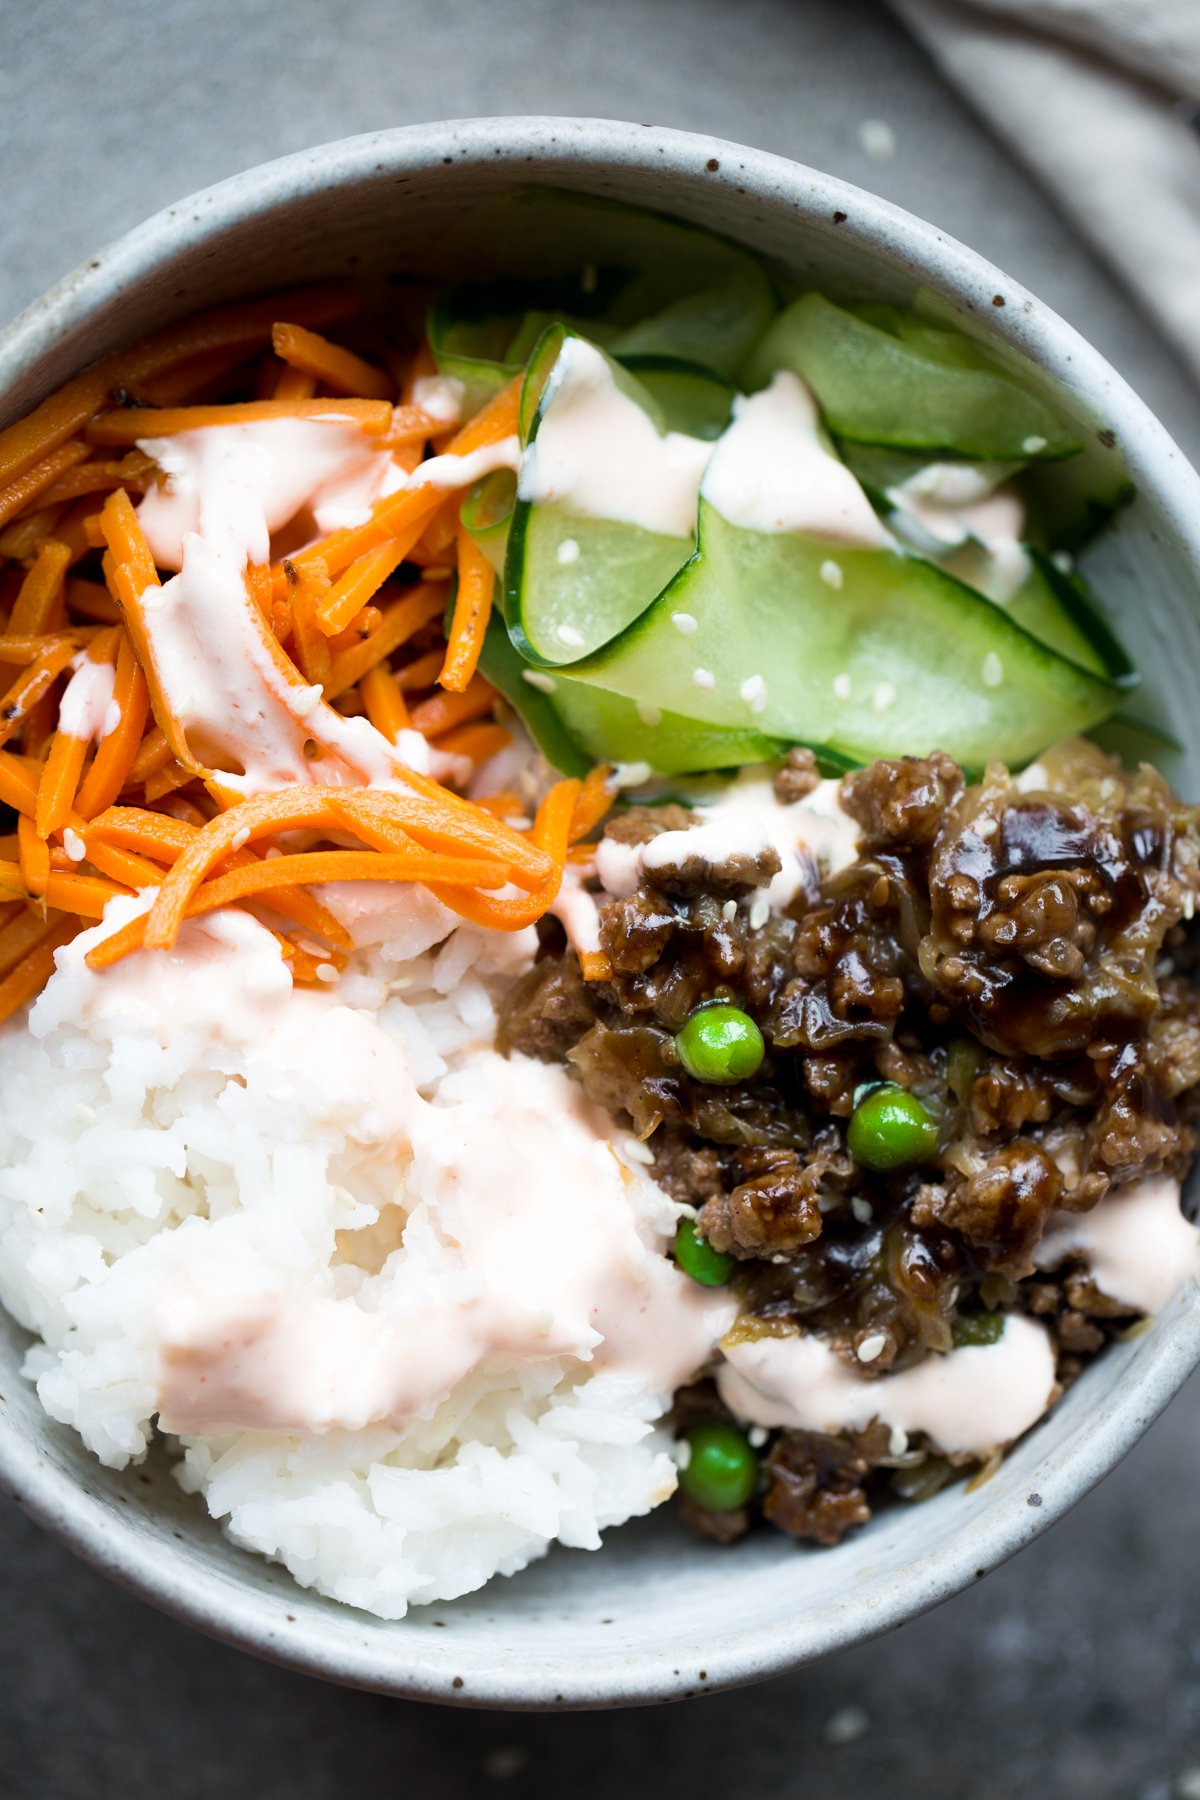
1, 117, 1198, 1709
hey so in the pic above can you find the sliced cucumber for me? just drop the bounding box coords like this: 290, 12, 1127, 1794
460, 469, 516, 577
745, 294, 1079, 459
478, 614, 783, 777
562, 502, 1123, 771
618, 358, 733, 439
504, 329, 701, 664
1004, 550, 1136, 687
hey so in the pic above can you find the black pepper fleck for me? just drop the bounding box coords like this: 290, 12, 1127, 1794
992, 294, 1006, 307
1027, 1492, 1043, 1508
706, 158, 720, 172
1098, 428, 1117, 447
452, 1675, 464, 1689
832, 210, 847, 224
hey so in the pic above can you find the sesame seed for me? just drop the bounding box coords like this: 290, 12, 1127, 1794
748, 893, 770, 930
673, 1438, 693, 1470
851, 1196, 873, 1224
857, 1332, 888, 1363
819, 559, 844, 589
230, 827, 251, 852
833, 672, 853, 701
620, 1135, 655, 1166
636, 700, 663, 727
872, 681, 896, 712
858, 117, 896, 160
1022, 434, 1047, 455
291, 683, 322, 717
722, 899, 738, 922
522, 670, 557, 694
747, 1426, 768, 1448
671, 611, 699, 636
612, 761, 653, 788
692, 667, 716, 691
314, 963, 339, 984
740, 673, 768, 713
888, 1425, 909, 1457
556, 538, 580, 565
555, 623, 584, 648
982, 651, 1004, 687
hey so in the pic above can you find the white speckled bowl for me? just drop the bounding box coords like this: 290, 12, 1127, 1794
1, 119, 1199, 1709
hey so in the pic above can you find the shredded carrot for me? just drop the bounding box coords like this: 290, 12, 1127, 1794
435, 721, 512, 764
35, 730, 88, 839
315, 511, 441, 636
0, 440, 90, 530
9, 539, 72, 635
578, 950, 613, 981
135, 344, 263, 408
0, 917, 79, 1025
0, 631, 92, 666
55, 501, 107, 564
272, 323, 393, 402
74, 633, 150, 817
274, 362, 317, 402
0, 638, 77, 749
327, 606, 383, 655
359, 663, 409, 741
286, 561, 334, 687
0, 904, 64, 978
0, 281, 358, 489
386, 404, 443, 444
16, 814, 49, 898
128, 726, 174, 787
86, 397, 394, 446
35, 455, 154, 509
324, 586, 445, 700
569, 764, 616, 843
0, 860, 128, 917
0, 506, 64, 563
408, 673, 497, 739
396, 649, 445, 691
427, 777, 577, 933
64, 577, 122, 624
441, 524, 495, 693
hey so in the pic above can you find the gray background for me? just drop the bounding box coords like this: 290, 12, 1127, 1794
3, 1, 1199, 1793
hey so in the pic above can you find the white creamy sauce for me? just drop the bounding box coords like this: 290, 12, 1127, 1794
886, 463, 1031, 605
549, 863, 603, 956
137, 419, 401, 570
1035, 1175, 1199, 1314
411, 373, 465, 426
717, 1314, 1056, 1456
518, 336, 712, 538
412, 436, 521, 490
702, 372, 892, 546
596, 773, 860, 912
58, 652, 118, 743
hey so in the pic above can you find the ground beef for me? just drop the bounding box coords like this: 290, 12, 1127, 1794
494, 738, 1200, 1553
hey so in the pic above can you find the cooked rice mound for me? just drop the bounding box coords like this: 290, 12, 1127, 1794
0, 885, 725, 1618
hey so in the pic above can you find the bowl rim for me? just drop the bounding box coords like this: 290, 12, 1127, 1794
2, 114, 1200, 1710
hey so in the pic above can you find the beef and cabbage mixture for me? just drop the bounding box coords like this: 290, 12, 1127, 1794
501, 737, 1200, 1546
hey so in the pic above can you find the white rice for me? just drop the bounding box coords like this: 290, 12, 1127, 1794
0, 884, 716, 1618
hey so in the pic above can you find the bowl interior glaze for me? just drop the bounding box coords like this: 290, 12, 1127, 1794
1, 118, 1198, 1709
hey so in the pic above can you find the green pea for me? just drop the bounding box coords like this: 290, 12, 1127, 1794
847, 1083, 939, 1171
675, 1003, 765, 1085
952, 1308, 1006, 1348
673, 1217, 734, 1287
679, 1421, 759, 1511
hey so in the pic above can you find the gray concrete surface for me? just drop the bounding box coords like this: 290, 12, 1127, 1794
2, 0, 1199, 1792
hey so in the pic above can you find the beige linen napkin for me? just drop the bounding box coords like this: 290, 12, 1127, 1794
889, 0, 1200, 382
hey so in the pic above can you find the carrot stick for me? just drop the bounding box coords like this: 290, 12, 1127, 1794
286, 561, 333, 687
128, 726, 173, 786
0, 281, 359, 489
0, 859, 127, 917
0, 638, 77, 749
9, 539, 71, 635
74, 633, 150, 817
428, 777, 577, 932
441, 525, 495, 693
0, 749, 37, 815
35, 730, 88, 839
190, 848, 509, 910
16, 814, 49, 897
65, 577, 122, 624
98, 491, 202, 776
396, 649, 444, 691
35, 457, 154, 509
86, 398, 394, 445
0, 632, 93, 666
0, 506, 64, 562
435, 722, 511, 764
0, 916, 79, 1024
274, 363, 317, 402
315, 514, 439, 636
271, 323, 393, 402
569, 763, 616, 842
0, 904, 64, 978
0, 441, 90, 530
324, 586, 445, 700
408, 673, 497, 738
359, 664, 409, 741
